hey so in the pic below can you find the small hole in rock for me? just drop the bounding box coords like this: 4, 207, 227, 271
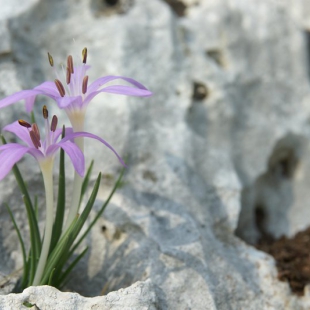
192, 82, 208, 101
236, 134, 309, 295
104, 0, 118, 6
101, 225, 107, 232
163, 0, 187, 17
268, 147, 299, 180
206, 49, 225, 67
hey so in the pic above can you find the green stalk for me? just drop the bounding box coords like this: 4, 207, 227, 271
32, 159, 54, 286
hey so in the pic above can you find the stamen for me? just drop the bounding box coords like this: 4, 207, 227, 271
43, 105, 48, 119
67, 55, 74, 74
54, 79, 66, 97
47, 52, 54, 67
82, 75, 88, 94
18, 119, 31, 128
30, 130, 41, 149
66, 67, 71, 84
50, 115, 58, 132
32, 123, 41, 141
82, 47, 87, 64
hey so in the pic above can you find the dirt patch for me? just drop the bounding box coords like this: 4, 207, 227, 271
256, 219, 310, 296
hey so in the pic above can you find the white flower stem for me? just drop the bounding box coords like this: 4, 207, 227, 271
63, 136, 84, 232
63, 111, 85, 233
33, 159, 54, 286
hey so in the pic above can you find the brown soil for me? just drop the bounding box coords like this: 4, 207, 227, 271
256, 221, 310, 296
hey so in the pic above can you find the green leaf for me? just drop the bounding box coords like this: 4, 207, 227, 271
67, 173, 102, 250
57, 247, 88, 288
22, 196, 40, 285
79, 160, 94, 207
40, 173, 101, 286
71, 168, 124, 254
34, 195, 38, 220
1, 136, 41, 267
50, 126, 66, 253
48, 268, 56, 286
39, 215, 79, 285
5, 204, 28, 290
23, 301, 35, 308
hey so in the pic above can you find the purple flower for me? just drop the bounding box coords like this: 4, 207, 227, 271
0, 48, 152, 130
0, 106, 125, 181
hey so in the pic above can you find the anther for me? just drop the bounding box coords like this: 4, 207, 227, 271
50, 115, 58, 132
54, 79, 66, 97
47, 52, 54, 67
66, 67, 71, 85
82, 75, 88, 94
32, 124, 41, 141
18, 119, 31, 128
43, 105, 48, 119
67, 55, 74, 74
82, 47, 87, 64
30, 131, 41, 149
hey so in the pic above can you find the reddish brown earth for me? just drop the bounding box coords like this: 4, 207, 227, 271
256, 227, 310, 296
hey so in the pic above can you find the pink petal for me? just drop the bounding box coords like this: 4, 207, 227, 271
0, 144, 30, 180
87, 75, 149, 94
3, 121, 33, 147
47, 141, 85, 177
62, 131, 126, 167
57, 96, 83, 109
0, 81, 59, 111
85, 85, 152, 106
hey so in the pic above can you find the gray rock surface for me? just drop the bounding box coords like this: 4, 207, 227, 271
0, 280, 157, 309
1, 0, 310, 309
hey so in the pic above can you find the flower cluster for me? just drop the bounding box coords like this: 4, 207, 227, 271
0, 48, 151, 289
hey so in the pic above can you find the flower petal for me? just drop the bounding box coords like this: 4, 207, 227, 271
57, 96, 83, 109
3, 121, 33, 147
62, 131, 126, 167
0, 144, 30, 180
87, 75, 150, 94
47, 141, 85, 177
0, 81, 59, 111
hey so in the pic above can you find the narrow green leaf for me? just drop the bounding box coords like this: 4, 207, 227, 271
57, 247, 88, 288
1, 136, 41, 258
50, 126, 66, 253
23, 196, 40, 285
34, 195, 38, 220
67, 173, 101, 251
71, 169, 124, 254
23, 301, 35, 308
39, 215, 79, 285
79, 160, 94, 207
40, 173, 101, 284
5, 204, 28, 289
43, 173, 101, 285
48, 268, 56, 286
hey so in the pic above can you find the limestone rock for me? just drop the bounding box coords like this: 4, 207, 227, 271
0, 0, 310, 309
0, 280, 157, 310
